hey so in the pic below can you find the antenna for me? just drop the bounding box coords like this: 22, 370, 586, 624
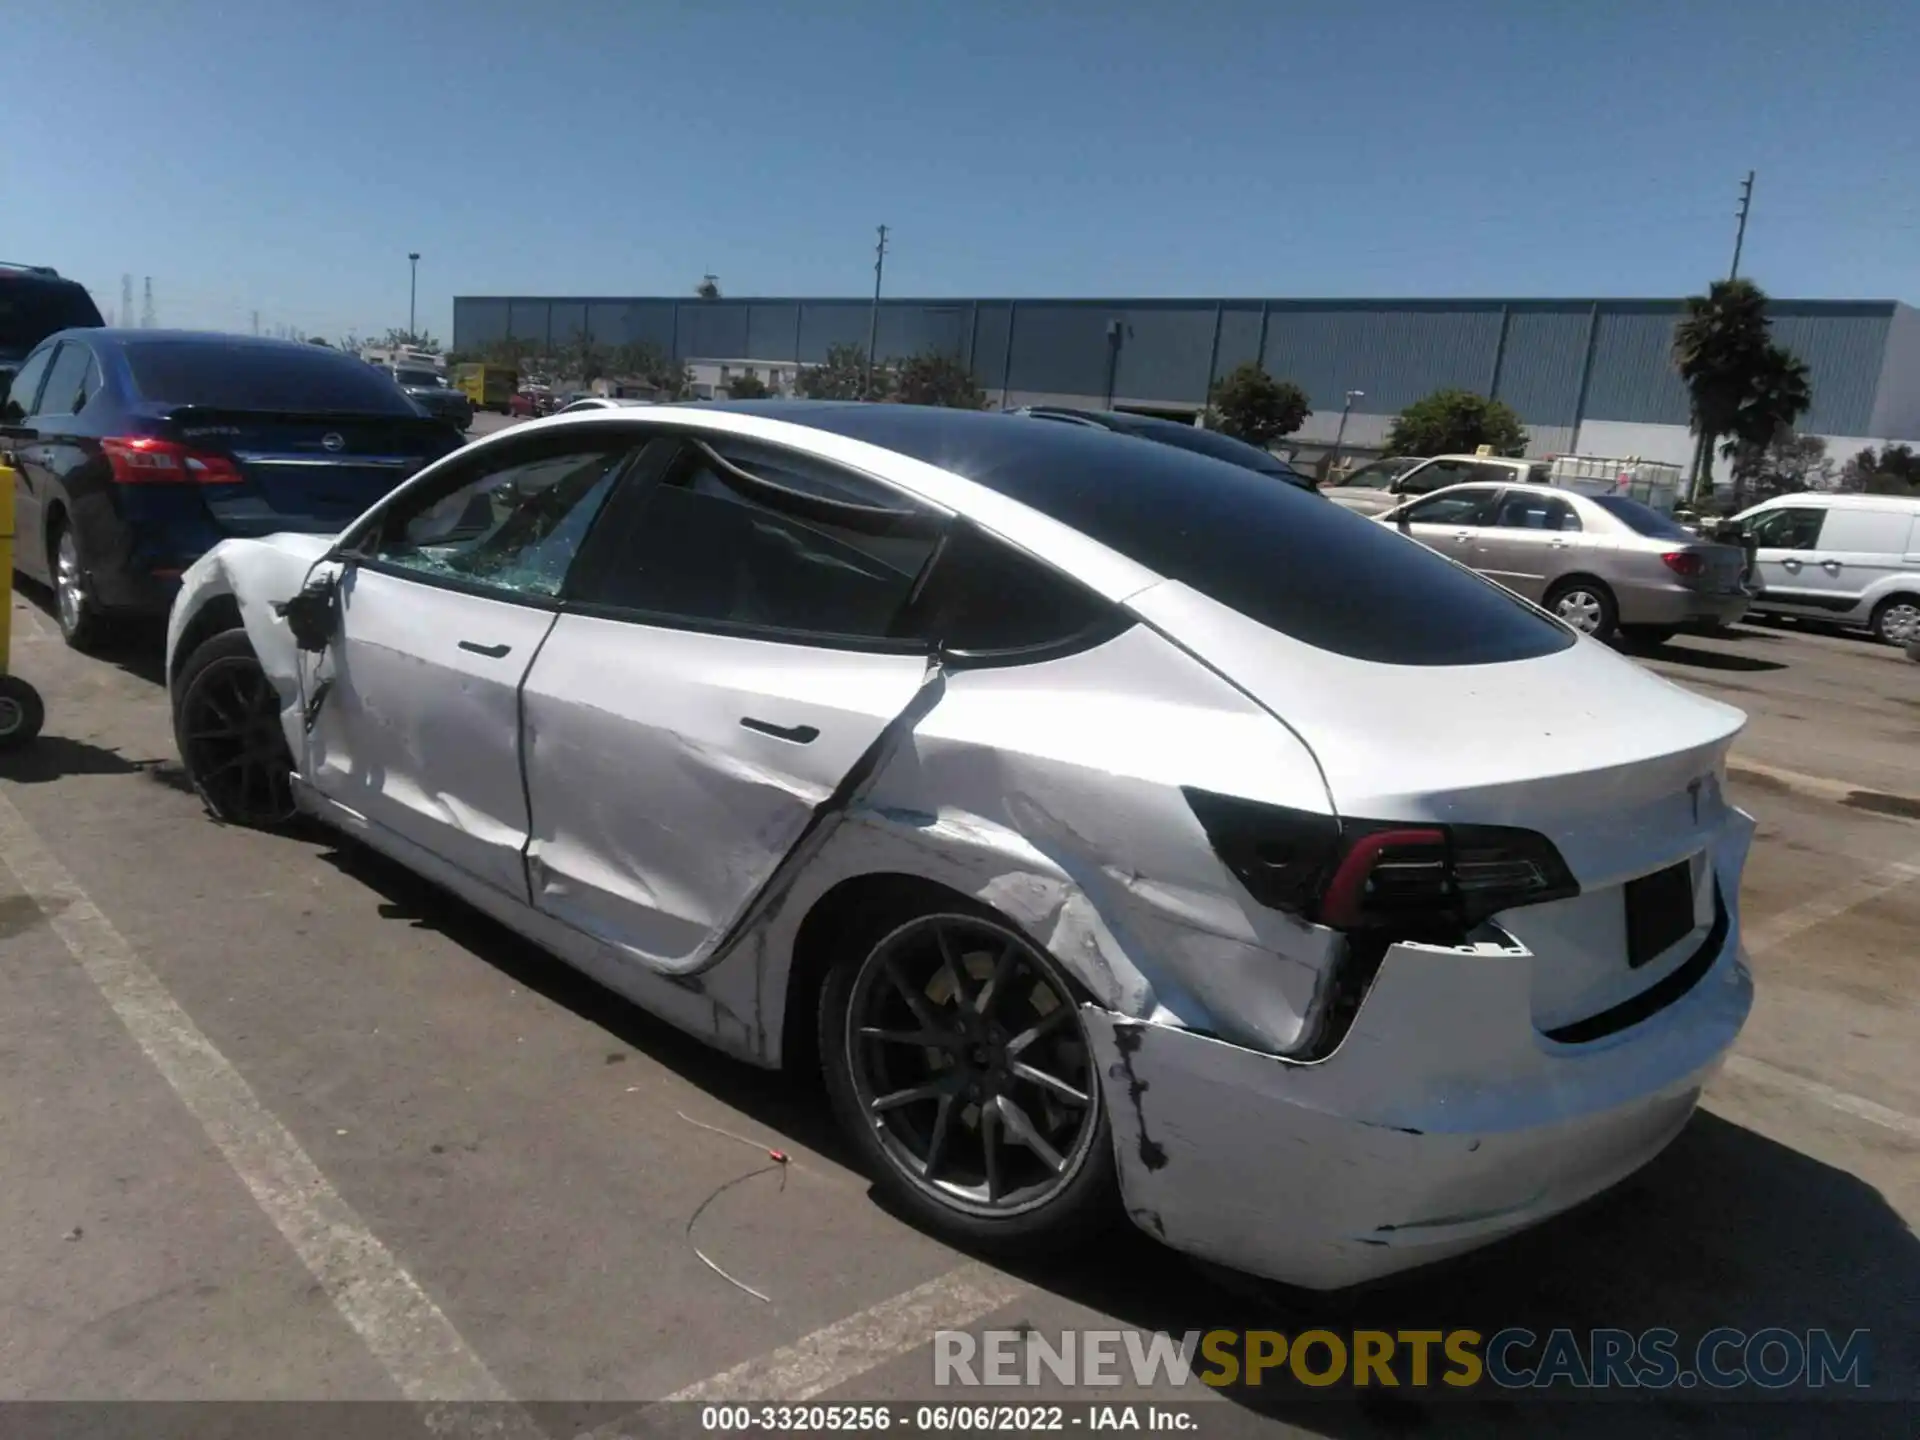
141, 278, 155, 329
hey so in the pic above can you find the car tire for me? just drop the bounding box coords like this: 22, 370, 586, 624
172, 628, 298, 828
49, 517, 111, 651
0, 674, 46, 750
819, 899, 1119, 1256
1543, 577, 1619, 643
1870, 594, 1920, 646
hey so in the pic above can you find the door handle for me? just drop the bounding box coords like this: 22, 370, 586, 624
740, 716, 819, 745
1781, 558, 1801, 571
1820, 559, 1842, 573
457, 640, 513, 658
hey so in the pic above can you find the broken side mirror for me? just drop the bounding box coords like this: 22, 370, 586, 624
274, 573, 341, 653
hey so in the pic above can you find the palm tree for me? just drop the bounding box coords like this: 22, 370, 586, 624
1672, 278, 1771, 502
1718, 344, 1814, 508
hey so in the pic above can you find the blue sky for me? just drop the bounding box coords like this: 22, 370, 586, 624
12, 0, 1917, 344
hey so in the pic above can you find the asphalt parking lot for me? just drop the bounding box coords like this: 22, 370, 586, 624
1, 585, 1916, 1436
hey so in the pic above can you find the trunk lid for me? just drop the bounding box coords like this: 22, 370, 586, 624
1129, 579, 1749, 1035
151, 407, 457, 535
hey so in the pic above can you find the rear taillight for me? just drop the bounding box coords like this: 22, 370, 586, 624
1183, 788, 1578, 936
102, 436, 242, 485
1661, 549, 1705, 579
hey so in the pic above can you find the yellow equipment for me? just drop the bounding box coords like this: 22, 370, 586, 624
0, 460, 46, 748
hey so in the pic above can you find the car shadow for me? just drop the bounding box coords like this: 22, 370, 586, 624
312, 836, 852, 1163
1632, 639, 1788, 673
313, 834, 1914, 1434
0, 736, 169, 784
10, 576, 168, 687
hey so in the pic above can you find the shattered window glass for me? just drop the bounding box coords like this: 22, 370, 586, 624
374, 447, 628, 598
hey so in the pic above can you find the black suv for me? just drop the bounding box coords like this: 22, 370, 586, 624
0, 264, 104, 388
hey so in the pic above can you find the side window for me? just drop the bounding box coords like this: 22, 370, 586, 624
34, 343, 92, 419
1404, 487, 1498, 526
1747, 507, 1823, 551
2, 347, 55, 424
899, 523, 1121, 657
369, 441, 632, 599
1401, 460, 1473, 495
1495, 492, 1581, 531
571, 439, 941, 643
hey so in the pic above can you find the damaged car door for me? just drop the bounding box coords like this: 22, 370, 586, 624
308, 431, 639, 900
519, 435, 946, 970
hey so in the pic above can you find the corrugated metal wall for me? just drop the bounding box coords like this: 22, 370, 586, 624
451, 295, 1902, 438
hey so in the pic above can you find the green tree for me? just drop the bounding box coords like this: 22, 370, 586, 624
797, 343, 884, 400
1716, 343, 1813, 506
560, 330, 607, 385
610, 341, 691, 399
1671, 278, 1773, 502
726, 373, 772, 399
1206, 363, 1311, 446
891, 349, 984, 408
1839, 443, 1920, 496
334, 332, 366, 356
1384, 389, 1527, 457
1723, 426, 1831, 508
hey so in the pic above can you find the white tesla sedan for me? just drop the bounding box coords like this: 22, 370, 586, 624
165, 402, 1754, 1290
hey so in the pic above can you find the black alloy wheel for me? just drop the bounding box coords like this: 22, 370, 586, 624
173, 630, 296, 827
823, 909, 1115, 1248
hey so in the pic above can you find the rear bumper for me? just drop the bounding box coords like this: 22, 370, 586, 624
1085, 813, 1754, 1291
1620, 583, 1748, 629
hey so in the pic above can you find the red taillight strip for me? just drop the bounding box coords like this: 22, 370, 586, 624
1320, 827, 1446, 930
101, 436, 242, 485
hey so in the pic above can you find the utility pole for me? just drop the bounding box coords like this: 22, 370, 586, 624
408, 252, 421, 340
863, 225, 888, 399
141, 278, 154, 329
120, 275, 133, 328
1728, 171, 1758, 282
1331, 389, 1365, 475
252, 310, 260, 336
1729, 170, 1755, 281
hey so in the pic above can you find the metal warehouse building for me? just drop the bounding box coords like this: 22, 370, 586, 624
453, 294, 1920, 469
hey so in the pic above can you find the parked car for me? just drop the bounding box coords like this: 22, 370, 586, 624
1325, 453, 1421, 496
1015, 406, 1318, 491
509, 389, 553, 418
1377, 482, 1749, 644
387, 365, 474, 432
2, 330, 465, 648
0, 263, 103, 393
1327, 453, 1548, 517
554, 396, 652, 415
166, 403, 1752, 1291
1728, 492, 1920, 645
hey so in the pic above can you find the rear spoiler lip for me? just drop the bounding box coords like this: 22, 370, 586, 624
150, 404, 441, 427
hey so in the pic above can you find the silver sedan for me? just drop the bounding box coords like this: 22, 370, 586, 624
1378, 481, 1749, 643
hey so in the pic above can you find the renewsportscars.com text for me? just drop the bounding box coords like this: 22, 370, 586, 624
934, 1327, 1872, 1392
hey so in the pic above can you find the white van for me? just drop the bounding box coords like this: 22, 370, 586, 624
1731, 492, 1920, 643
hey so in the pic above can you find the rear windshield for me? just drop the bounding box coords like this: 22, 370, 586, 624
1591, 495, 1695, 540
0, 281, 104, 355
125, 340, 418, 413
790, 408, 1574, 667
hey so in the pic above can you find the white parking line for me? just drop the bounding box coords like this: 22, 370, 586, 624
1721, 1056, 1920, 1141
1725, 853, 1920, 1141
0, 792, 537, 1424
579, 1263, 1030, 1435
1743, 856, 1920, 955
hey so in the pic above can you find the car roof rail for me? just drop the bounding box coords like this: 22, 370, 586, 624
0, 261, 62, 278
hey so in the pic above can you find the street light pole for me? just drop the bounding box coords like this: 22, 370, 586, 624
1331, 389, 1364, 471
407, 252, 421, 340
864, 225, 888, 399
